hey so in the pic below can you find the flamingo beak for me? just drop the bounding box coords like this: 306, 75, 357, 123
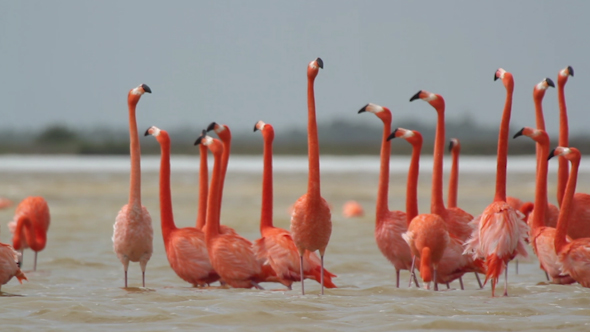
386, 129, 399, 141
494, 72, 500, 81
141, 84, 152, 93
206, 122, 217, 132
548, 148, 557, 161
568, 66, 574, 77
546, 78, 555, 88
316, 57, 324, 69
253, 123, 259, 132
358, 104, 369, 114
144, 128, 150, 136
409, 91, 422, 102
513, 128, 525, 139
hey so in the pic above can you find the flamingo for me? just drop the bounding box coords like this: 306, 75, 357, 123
358, 104, 415, 288
409, 91, 484, 289
252, 120, 337, 290
290, 57, 332, 295
145, 126, 219, 286
196, 134, 277, 289
0, 198, 12, 209
464, 68, 529, 297
342, 201, 364, 218
448, 138, 461, 209
0, 242, 27, 292
112, 84, 153, 288
513, 127, 574, 284
556, 66, 574, 207
550, 147, 590, 287
196, 130, 208, 230
10, 196, 50, 271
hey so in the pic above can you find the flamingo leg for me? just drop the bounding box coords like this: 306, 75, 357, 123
251, 281, 264, 290
124, 271, 128, 288
299, 255, 305, 295
320, 255, 325, 295
395, 269, 400, 288
34, 252, 37, 271
491, 278, 496, 297
19, 249, 24, 267
503, 264, 509, 297
409, 256, 416, 287
413, 272, 420, 288
446, 282, 450, 289
545, 271, 550, 281
515, 259, 519, 275
474, 273, 483, 289
459, 277, 464, 290
433, 270, 438, 291
142, 272, 145, 288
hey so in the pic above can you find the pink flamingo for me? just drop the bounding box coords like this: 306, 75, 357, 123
290, 57, 332, 295
145, 126, 219, 286
252, 120, 337, 289
342, 201, 364, 218
513, 127, 574, 284
0, 242, 27, 292
0, 198, 12, 209
464, 68, 529, 297
358, 104, 415, 288
556, 66, 573, 207
11, 196, 50, 271
113, 83, 153, 288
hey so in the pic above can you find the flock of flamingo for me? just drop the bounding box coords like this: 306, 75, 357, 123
1, 58, 589, 298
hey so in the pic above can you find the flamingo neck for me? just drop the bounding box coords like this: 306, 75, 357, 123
431, 107, 446, 218
13, 216, 46, 252
493, 89, 513, 202
306, 76, 321, 201
557, 83, 569, 207
533, 94, 546, 131
555, 158, 579, 253
531, 138, 549, 231
406, 139, 421, 225
158, 135, 177, 244
196, 144, 208, 230
205, 148, 223, 241
218, 137, 231, 219
420, 247, 433, 283
448, 148, 459, 208
376, 117, 391, 220
260, 133, 274, 232
128, 100, 141, 208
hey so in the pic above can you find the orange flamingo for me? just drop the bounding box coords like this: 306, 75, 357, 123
358, 104, 416, 288
290, 57, 332, 295
409, 91, 484, 289
145, 126, 219, 286
556, 66, 573, 207
342, 201, 364, 218
513, 127, 574, 284
196, 130, 209, 230
113, 84, 153, 288
551, 147, 590, 287
0, 198, 13, 209
11, 196, 50, 271
197, 134, 277, 289
252, 121, 337, 289
464, 68, 529, 297
447, 138, 461, 209
0, 242, 27, 292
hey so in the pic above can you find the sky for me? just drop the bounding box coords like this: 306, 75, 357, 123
1, 1, 588, 139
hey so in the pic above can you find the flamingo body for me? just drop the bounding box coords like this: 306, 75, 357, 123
290, 196, 332, 254
374, 210, 413, 273
557, 240, 590, 287
0, 243, 27, 291
530, 227, 575, 284
164, 228, 219, 286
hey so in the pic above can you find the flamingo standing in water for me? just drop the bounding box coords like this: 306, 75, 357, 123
556, 66, 574, 207
513, 127, 574, 284
113, 84, 153, 288
252, 121, 337, 289
10, 196, 50, 271
197, 134, 277, 289
550, 147, 590, 287
0, 242, 27, 292
290, 57, 332, 295
409, 91, 484, 289
357, 103, 416, 288
464, 69, 529, 297
447, 138, 461, 209
145, 126, 219, 286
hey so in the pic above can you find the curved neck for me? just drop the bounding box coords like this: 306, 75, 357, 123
555, 158, 579, 253
158, 135, 176, 243
448, 148, 459, 208
431, 107, 446, 218
406, 139, 421, 225
196, 144, 208, 229
205, 147, 223, 240
531, 138, 549, 231
14, 216, 46, 251
376, 118, 391, 220
494, 89, 513, 202
218, 137, 231, 219
557, 83, 569, 207
128, 99, 141, 208
307, 76, 321, 201
260, 133, 274, 231
533, 94, 546, 131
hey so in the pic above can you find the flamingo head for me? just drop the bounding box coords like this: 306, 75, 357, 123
513, 127, 549, 145
128, 84, 151, 104
253, 120, 275, 140
548, 146, 581, 163
558, 66, 574, 86
357, 103, 391, 123
195, 134, 223, 156
409, 90, 445, 112
533, 77, 555, 100
207, 122, 231, 143
494, 68, 514, 91
387, 127, 423, 147
307, 57, 323, 80
144, 125, 170, 145
448, 138, 461, 153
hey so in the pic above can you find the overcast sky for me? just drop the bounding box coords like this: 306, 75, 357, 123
1, 1, 588, 140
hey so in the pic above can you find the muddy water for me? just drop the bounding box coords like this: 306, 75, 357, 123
0, 155, 589, 331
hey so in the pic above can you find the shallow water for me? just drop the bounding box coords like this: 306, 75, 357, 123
1, 155, 589, 331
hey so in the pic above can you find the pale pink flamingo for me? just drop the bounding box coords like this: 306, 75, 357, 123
464, 68, 529, 297
11, 196, 50, 271
145, 126, 219, 286
513, 127, 574, 284
0, 242, 27, 292
113, 84, 153, 288
252, 120, 337, 289
551, 147, 590, 287
290, 57, 332, 295
357, 104, 415, 288
556, 66, 574, 207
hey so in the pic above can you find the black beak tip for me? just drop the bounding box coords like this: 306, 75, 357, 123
568, 66, 574, 77
494, 72, 499, 81
206, 122, 217, 132
387, 128, 399, 141
358, 104, 369, 114
448, 140, 453, 152
144, 128, 150, 136
194, 137, 202, 146
546, 78, 555, 88
513, 128, 525, 139
316, 57, 323, 69
253, 123, 259, 132
141, 84, 152, 93
409, 91, 421, 102
548, 148, 556, 161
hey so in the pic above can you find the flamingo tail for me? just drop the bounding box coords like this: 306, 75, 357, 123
484, 254, 505, 287
15, 268, 27, 284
